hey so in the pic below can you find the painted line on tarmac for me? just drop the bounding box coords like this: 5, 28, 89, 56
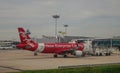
0, 65, 23, 71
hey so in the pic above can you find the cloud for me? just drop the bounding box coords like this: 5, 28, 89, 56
0, 0, 120, 39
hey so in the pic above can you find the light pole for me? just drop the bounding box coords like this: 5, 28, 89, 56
52, 15, 60, 37
64, 24, 68, 36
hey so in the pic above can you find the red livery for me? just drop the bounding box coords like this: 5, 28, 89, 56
17, 27, 86, 57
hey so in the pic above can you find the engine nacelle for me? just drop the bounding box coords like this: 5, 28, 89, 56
74, 50, 83, 57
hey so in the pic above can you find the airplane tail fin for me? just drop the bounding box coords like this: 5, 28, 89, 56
18, 27, 35, 44
17, 27, 38, 51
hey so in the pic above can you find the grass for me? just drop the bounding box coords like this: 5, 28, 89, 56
9, 64, 120, 73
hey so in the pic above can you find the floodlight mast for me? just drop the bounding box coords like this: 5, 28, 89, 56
52, 15, 60, 37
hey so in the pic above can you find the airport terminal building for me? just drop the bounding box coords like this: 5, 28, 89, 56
92, 38, 120, 48
35, 36, 120, 49
0, 40, 19, 49
35, 36, 94, 43
0, 36, 120, 50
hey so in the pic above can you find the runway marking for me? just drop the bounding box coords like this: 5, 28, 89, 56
0, 65, 23, 71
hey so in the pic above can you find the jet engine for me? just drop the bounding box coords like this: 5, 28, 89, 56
74, 50, 83, 56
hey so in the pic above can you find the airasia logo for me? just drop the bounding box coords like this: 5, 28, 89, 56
19, 31, 35, 48
26, 39, 35, 48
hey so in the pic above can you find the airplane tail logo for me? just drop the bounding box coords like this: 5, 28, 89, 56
17, 27, 38, 51
18, 27, 31, 43
18, 27, 37, 47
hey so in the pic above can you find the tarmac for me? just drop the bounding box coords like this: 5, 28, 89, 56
0, 50, 120, 73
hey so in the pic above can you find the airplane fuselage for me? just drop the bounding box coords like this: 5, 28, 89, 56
37, 43, 84, 54
17, 27, 86, 57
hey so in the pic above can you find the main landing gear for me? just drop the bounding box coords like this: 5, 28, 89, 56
63, 54, 67, 58
53, 54, 68, 58
54, 54, 58, 58
34, 52, 38, 56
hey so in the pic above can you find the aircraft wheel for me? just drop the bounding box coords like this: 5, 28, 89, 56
82, 52, 86, 57
99, 53, 102, 56
63, 54, 67, 58
34, 52, 38, 56
96, 53, 99, 56
54, 54, 58, 58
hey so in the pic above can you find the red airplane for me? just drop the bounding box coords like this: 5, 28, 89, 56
16, 27, 85, 57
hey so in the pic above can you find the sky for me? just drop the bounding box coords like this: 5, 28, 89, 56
0, 0, 120, 40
